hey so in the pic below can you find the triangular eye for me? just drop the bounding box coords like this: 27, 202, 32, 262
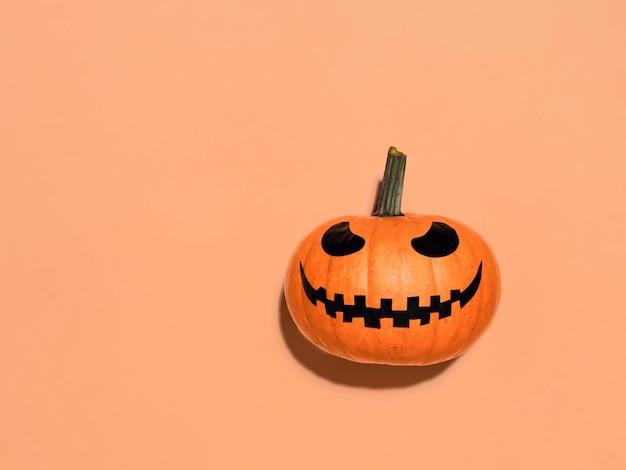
411, 222, 459, 257
322, 221, 365, 256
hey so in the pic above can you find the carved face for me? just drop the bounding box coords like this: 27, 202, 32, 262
284, 214, 500, 366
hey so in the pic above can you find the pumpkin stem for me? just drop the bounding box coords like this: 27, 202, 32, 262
372, 146, 406, 217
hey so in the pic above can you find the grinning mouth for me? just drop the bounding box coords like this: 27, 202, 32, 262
300, 262, 482, 329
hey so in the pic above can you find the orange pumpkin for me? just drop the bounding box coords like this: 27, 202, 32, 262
284, 147, 500, 366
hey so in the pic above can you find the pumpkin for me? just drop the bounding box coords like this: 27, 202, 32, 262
284, 147, 500, 366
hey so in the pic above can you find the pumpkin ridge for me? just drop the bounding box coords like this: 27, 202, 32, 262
296, 229, 332, 350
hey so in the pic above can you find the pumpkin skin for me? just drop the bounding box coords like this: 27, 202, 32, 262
284, 148, 500, 366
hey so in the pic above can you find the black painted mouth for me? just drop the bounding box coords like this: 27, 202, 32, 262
300, 262, 482, 329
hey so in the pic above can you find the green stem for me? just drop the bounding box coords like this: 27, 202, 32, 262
372, 147, 406, 217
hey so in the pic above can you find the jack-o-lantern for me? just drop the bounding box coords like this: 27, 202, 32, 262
284, 147, 500, 366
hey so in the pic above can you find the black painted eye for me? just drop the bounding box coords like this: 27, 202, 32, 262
321, 221, 365, 256
411, 222, 459, 257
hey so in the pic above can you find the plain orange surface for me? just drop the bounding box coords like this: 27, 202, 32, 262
1, 1, 625, 469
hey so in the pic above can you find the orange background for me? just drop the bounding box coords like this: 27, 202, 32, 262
1, 1, 625, 469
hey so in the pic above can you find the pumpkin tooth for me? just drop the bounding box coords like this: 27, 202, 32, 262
299, 261, 483, 330
429, 295, 452, 320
